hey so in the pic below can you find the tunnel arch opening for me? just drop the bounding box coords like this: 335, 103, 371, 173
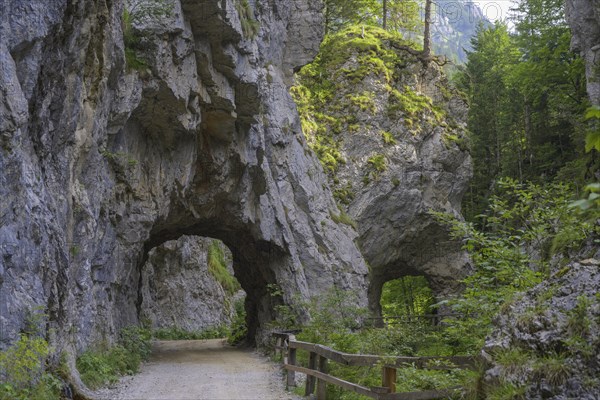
135, 221, 298, 346
379, 276, 437, 325
138, 236, 248, 342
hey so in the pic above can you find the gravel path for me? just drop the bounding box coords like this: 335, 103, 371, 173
99, 339, 301, 400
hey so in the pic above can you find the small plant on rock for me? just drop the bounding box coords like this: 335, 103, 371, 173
122, 0, 173, 70
532, 352, 571, 386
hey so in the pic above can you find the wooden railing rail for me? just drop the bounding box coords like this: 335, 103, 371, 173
270, 332, 478, 400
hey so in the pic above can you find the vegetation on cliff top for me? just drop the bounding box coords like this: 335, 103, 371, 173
291, 25, 456, 184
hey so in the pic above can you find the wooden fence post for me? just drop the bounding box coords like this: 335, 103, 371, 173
316, 355, 328, 400
287, 347, 297, 388
277, 337, 283, 361
382, 366, 396, 394
305, 351, 317, 395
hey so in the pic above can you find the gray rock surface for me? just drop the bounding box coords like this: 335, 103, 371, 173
347, 60, 472, 314
566, 0, 600, 105
140, 236, 238, 332
483, 255, 600, 399
294, 30, 472, 314
0, 0, 369, 363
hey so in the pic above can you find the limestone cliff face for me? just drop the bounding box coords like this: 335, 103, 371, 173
566, 0, 600, 105
0, 0, 369, 355
293, 28, 472, 314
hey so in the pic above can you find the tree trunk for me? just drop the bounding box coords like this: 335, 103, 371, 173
383, 0, 388, 29
423, 0, 432, 60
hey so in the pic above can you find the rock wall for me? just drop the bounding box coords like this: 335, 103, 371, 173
0, 0, 369, 357
566, 0, 600, 105
293, 28, 472, 315
140, 236, 238, 332
345, 58, 472, 314
483, 255, 600, 399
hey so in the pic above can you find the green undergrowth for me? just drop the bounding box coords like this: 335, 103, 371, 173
76, 322, 241, 390
0, 335, 63, 400
76, 326, 152, 389
432, 179, 598, 353
227, 297, 248, 345
279, 289, 475, 400
0, 308, 64, 400
278, 179, 599, 399
431, 178, 600, 397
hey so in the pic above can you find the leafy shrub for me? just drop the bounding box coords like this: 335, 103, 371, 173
431, 178, 596, 352
120, 326, 152, 363
227, 297, 248, 345
288, 289, 470, 399
0, 334, 61, 400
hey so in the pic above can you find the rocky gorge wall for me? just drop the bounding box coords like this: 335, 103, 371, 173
292, 27, 472, 314
0, 0, 371, 362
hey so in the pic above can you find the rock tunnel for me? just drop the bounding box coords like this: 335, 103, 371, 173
365, 220, 471, 319
0, 0, 368, 354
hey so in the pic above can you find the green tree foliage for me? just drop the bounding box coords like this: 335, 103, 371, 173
380, 276, 434, 319
324, 0, 420, 35
324, 0, 378, 33
384, 0, 421, 34
584, 106, 600, 152
456, 22, 519, 217
457, 0, 589, 219
433, 179, 598, 352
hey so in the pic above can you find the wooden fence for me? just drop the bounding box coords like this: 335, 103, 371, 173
272, 332, 478, 400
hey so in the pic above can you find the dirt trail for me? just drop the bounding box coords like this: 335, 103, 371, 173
101, 339, 300, 400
